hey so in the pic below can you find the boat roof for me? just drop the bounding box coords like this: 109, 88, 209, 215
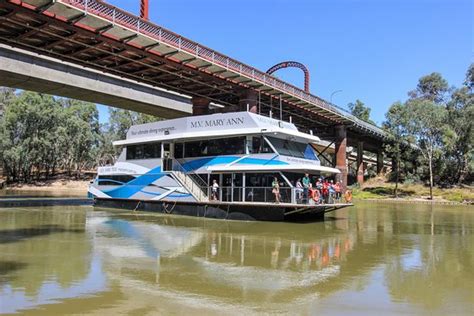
113, 112, 320, 146
207, 164, 341, 175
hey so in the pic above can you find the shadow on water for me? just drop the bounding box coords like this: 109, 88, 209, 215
0, 261, 28, 284
0, 261, 27, 276
0, 225, 84, 244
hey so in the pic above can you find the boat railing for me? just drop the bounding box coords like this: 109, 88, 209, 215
171, 159, 208, 188
208, 186, 294, 204
171, 159, 209, 201
208, 186, 343, 205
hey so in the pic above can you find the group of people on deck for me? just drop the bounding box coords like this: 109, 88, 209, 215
296, 173, 343, 204
211, 175, 350, 204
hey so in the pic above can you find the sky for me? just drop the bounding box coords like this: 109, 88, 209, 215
98, 0, 473, 125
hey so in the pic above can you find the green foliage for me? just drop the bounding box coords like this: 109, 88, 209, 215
348, 99, 375, 125
108, 108, 158, 139
0, 88, 164, 184
409, 72, 449, 103
0, 91, 101, 182
383, 64, 474, 193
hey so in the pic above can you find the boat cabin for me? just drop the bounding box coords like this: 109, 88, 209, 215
93, 112, 340, 204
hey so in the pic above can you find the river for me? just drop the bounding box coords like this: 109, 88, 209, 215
0, 202, 473, 315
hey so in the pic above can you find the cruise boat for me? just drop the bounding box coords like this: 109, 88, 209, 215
89, 111, 352, 221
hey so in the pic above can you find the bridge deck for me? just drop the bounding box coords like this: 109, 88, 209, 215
0, 0, 385, 140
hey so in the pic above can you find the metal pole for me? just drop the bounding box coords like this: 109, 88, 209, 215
269, 96, 272, 116
279, 96, 282, 121
330, 90, 343, 103
258, 91, 261, 115
140, 0, 149, 20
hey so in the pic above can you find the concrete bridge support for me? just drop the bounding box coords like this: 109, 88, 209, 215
334, 125, 348, 190
357, 141, 364, 185
192, 97, 210, 116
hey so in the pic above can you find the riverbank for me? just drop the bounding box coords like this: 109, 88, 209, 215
351, 177, 474, 205
0, 179, 89, 197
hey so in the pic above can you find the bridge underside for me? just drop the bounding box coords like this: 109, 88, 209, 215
0, 0, 387, 188
0, 44, 192, 117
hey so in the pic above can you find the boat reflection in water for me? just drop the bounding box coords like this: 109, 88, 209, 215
0, 203, 473, 315
86, 210, 356, 313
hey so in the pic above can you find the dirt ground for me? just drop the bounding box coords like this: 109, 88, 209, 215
352, 175, 474, 204
2, 179, 90, 196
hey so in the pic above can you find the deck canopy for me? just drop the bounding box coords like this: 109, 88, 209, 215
207, 164, 341, 175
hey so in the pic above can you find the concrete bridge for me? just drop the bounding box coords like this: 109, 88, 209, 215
0, 0, 388, 187
0, 44, 192, 118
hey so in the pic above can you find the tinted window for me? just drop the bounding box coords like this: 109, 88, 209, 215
98, 175, 135, 186
183, 137, 245, 158
245, 173, 280, 187
175, 143, 184, 158
267, 136, 319, 161
126, 143, 161, 160
251, 136, 274, 154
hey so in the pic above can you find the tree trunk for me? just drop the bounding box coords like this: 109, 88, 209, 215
458, 156, 468, 185
394, 151, 400, 198
428, 156, 433, 200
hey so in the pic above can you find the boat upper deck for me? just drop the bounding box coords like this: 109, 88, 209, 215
113, 112, 321, 146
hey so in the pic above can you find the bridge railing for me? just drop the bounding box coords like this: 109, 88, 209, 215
60, 0, 384, 136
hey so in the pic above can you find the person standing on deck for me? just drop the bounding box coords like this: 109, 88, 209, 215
211, 179, 219, 201
334, 181, 341, 202
272, 177, 281, 203
322, 180, 329, 204
295, 179, 303, 203
302, 173, 310, 203
315, 178, 323, 204
328, 180, 336, 204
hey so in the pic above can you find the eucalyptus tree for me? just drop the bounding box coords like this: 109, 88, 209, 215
408, 72, 449, 104
108, 108, 158, 140
383, 102, 410, 197
0, 91, 61, 182
404, 99, 447, 199
444, 66, 474, 184
58, 98, 100, 177
348, 99, 376, 125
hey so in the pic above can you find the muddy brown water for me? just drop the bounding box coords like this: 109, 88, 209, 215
0, 202, 473, 315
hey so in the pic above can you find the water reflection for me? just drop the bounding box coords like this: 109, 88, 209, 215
0, 203, 473, 315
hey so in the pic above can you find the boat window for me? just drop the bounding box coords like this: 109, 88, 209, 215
183, 137, 246, 158
245, 173, 280, 187
126, 143, 161, 160
174, 143, 184, 158
98, 175, 135, 186
266, 136, 319, 161
251, 136, 274, 154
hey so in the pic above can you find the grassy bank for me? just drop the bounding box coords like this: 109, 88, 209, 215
351, 176, 474, 204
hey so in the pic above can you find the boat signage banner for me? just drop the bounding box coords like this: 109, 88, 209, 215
126, 112, 297, 140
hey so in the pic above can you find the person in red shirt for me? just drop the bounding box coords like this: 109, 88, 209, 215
322, 180, 329, 204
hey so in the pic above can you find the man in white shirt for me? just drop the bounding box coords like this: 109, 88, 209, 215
211, 179, 219, 201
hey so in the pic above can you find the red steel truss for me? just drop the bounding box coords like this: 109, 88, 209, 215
0, 0, 385, 142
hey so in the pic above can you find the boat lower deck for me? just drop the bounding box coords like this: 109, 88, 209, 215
94, 198, 353, 222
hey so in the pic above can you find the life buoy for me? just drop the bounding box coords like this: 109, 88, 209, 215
311, 189, 320, 202
344, 190, 353, 203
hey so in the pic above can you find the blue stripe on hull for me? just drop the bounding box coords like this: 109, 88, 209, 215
96, 156, 288, 199
104, 166, 164, 199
